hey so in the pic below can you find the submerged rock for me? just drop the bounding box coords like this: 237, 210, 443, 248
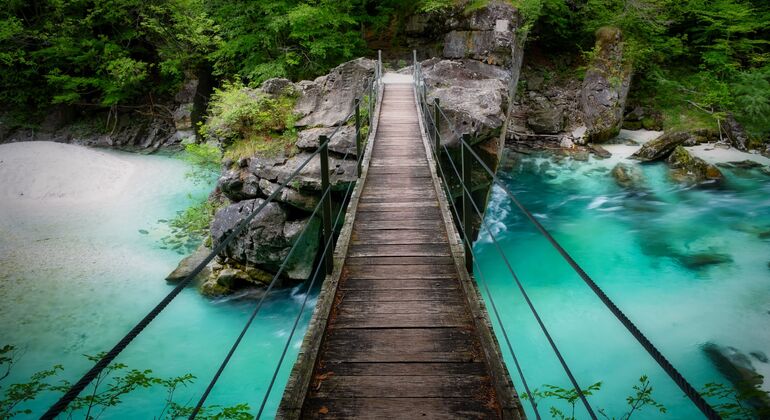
630, 131, 690, 162
611, 163, 645, 190
581, 27, 633, 143
703, 343, 763, 387
166, 244, 212, 283
674, 252, 733, 270
588, 144, 612, 159
666, 146, 723, 185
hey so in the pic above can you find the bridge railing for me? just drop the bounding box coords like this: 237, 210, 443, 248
412, 53, 721, 420
42, 55, 383, 420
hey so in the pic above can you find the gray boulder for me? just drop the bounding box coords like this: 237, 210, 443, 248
421, 59, 510, 147
259, 178, 320, 212
666, 146, 723, 185
296, 125, 357, 156
630, 131, 691, 162
250, 152, 357, 192
209, 198, 320, 280
527, 105, 564, 134
581, 27, 633, 143
294, 58, 375, 127
165, 244, 212, 283
261, 78, 294, 96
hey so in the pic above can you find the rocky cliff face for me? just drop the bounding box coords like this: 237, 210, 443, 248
196, 58, 375, 296
580, 27, 632, 143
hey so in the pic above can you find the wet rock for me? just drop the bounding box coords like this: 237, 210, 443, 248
666, 146, 723, 185
703, 343, 763, 387
751, 351, 769, 363
296, 125, 357, 156
295, 58, 375, 127
611, 163, 645, 190
723, 113, 749, 151
581, 27, 633, 143
209, 198, 321, 280
588, 144, 612, 159
166, 245, 212, 283
675, 252, 732, 270
630, 131, 691, 162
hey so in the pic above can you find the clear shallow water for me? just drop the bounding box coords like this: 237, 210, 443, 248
475, 155, 770, 419
0, 148, 314, 418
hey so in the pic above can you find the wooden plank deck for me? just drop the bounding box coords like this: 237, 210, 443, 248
296, 83, 510, 419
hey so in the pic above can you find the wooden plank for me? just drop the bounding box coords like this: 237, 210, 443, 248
354, 219, 444, 230
356, 201, 437, 210
309, 375, 491, 399
343, 264, 458, 278
318, 362, 486, 376
334, 312, 470, 329
337, 300, 465, 315
347, 243, 450, 257
340, 289, 463, 302
341, 279, 460, 290
346, 256, 455, 265
303, 397, 499, 419
355, 210, 441, 221
351, 230, 447, 245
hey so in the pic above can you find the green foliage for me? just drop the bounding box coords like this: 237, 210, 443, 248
0, 0, 220, 112
0, 344, 251, 419
201, 81, 299, 160
170, 199, 219, 237
524, 376, 666, 420
182, 142, 222, 184
700, 381, 770, 419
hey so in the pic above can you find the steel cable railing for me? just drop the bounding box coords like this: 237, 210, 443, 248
43, 56, 381, 420
421, 101, 542, 419
412, 51, 721, 420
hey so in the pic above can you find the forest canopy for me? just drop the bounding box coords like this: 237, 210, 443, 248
1, 0, 768, 138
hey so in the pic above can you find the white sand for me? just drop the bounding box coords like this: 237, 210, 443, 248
0, 141, 135, 205
688, 144, 770, 166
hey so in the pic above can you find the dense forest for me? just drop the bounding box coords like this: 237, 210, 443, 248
1, 0, 769, 140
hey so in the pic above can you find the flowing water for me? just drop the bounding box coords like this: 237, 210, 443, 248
0, 143, 315, 418
475, 152, 770, 418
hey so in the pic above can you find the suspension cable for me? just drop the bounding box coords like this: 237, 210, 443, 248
424, 116, 541, 419
44, 75, 378, 420
425, 82, 720, 419
440, 139, 596, 419
256, 128, 370, 418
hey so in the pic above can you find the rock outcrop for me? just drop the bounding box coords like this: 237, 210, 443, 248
723, 112, 749, 152
581, 27, 632, 143
666, 146, 723, 185
611, 163, 646, 190
630, 131, 691, 162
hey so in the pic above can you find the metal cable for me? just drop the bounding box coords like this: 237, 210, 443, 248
188, 186, 331, 417
255, 129, 369, 419
440, 139, 596, 419
424, 118, 541, 419
44, 76, 378, 420
456, 139, 721, 420
427, 76, 719, 419
41, 135, 333, 420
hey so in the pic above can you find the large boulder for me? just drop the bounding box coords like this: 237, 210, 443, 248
209, 198, 320, 280
581, 27, 633, 143
526, 97, 564, 134
666, 146, 723, 185
421, 59, 510, 146
296, 125, 357, 156
250, 152, 357, 192
294, 58, 375, 127
630, 131, 691, 162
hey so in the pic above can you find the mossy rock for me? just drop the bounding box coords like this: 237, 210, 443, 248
622, 120, 643, 130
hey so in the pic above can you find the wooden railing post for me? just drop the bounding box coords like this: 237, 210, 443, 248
319, 136, 334, 275
355, 99, 362, 176
378, 50, 382, 85
433, 98, 440, 155
462, 134, 474, 274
